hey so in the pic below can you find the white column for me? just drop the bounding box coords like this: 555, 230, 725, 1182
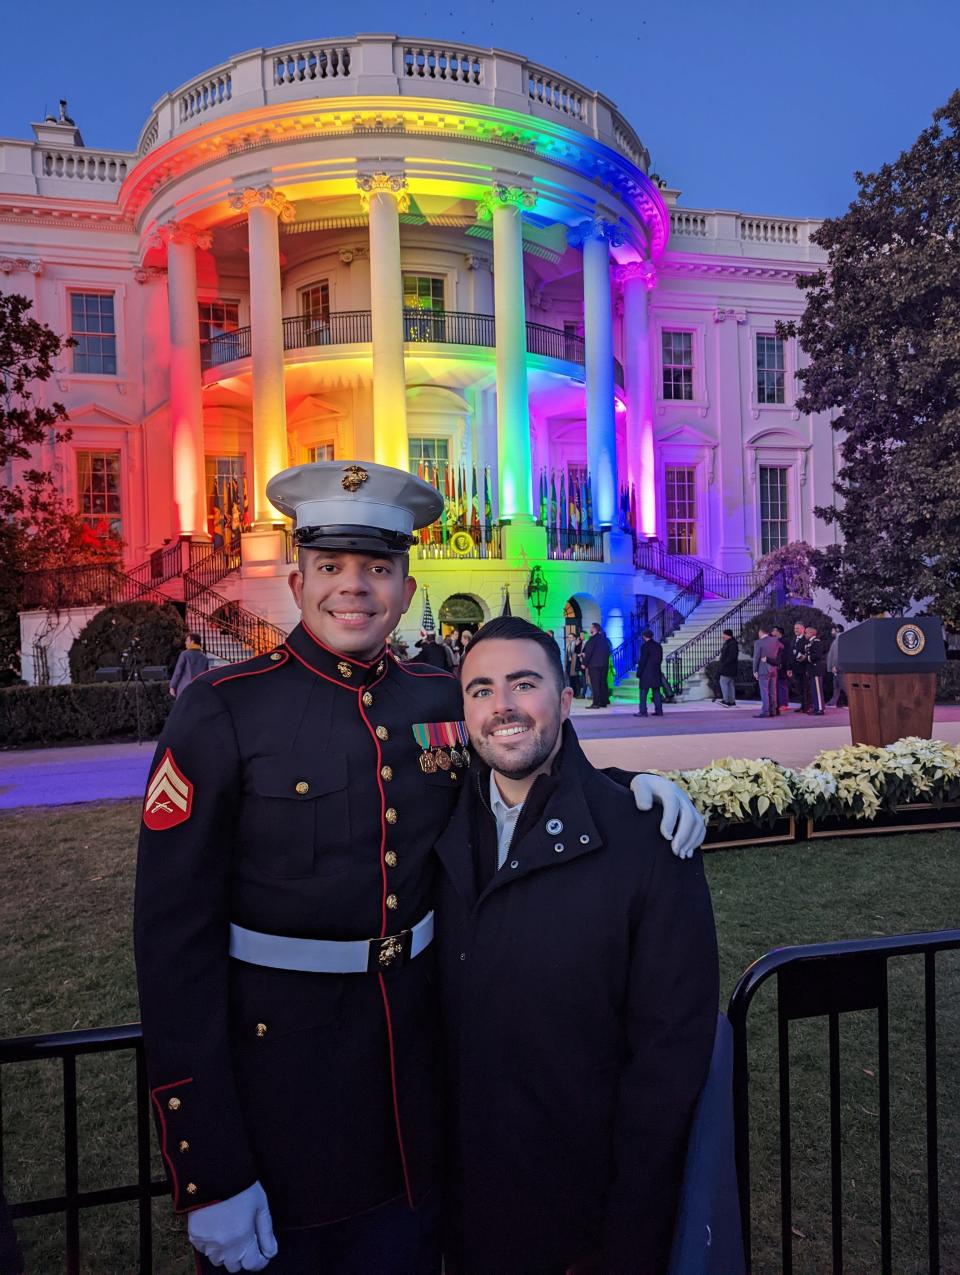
712, 308, 753, 571
619, 260, 658, 536
478, 184, 537, 522
230, 186, 294, 527
155, 220, 211, 539
358, 172, 409, 472
571, 218, 623, 529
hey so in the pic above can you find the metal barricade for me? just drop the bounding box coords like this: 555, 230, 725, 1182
0, 1024, 168, 1274
728, 929, 960, 1275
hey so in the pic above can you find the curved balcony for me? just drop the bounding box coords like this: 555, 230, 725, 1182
204, 309, 625, 387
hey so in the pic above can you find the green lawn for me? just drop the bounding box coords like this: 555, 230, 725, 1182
0, 801, 957, 1274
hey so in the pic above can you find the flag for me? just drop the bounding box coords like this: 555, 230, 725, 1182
242, 475, 250, 526
569, 475, 579, 533
211, 481, 225, 550
484, 466, 493, 537
549, 472, 558, 531
471, 466, 480, 537
538, 468, 546, 525
629, 482, 637, 535
560, 470, 569, 532
501, 585, 512, 617
420, 587, 436, 633
586, 474, 594, 530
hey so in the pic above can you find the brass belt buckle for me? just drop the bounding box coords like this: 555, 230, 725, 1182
368, 928, 412, 972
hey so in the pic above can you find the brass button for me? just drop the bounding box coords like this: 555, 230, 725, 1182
270, 652, 283, 662
337, 661, 353, 679
178, 1140, 190, 1153
376, 725, 389, 741
380, 765, 393, 781
386, 894, 399, 910
186, 1183, 198, 1196
295, 781, 309, 795
362, 691, 373, 707
377, 661, 385, 674
385, 808, 398, 824
385, 851, 398, 867
255, 1022, 268, 1038
450, 771, 457, 780
167, 1097, 181, 1112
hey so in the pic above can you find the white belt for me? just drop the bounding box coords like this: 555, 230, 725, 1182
228, 911, 434, 974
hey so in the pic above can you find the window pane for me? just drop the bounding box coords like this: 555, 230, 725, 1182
759, 466, 789, 554
70, 293, 117, 374
757, 335, 786, 404
76, 450, 122, 538
403, 275, 445, 312
662, 329, 694, 400
665, 464, 697, 555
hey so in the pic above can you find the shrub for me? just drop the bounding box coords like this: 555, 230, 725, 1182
756, 541, 816, 600
0, 681, 173, 746
703, 656, 760, 700
69, 602, 185, 684
740, 603, 834, 650
936, 661, 960, 703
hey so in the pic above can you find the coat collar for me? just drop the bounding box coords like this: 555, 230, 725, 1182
435, 721, 604, 906
284, 621, 389, 690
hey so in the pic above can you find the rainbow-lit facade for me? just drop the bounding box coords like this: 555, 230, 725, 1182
1, 36, 832, 673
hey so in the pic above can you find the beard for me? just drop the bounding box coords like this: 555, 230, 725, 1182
471, 707, 562, 780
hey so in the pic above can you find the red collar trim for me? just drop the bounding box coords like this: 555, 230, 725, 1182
300, 618, 384, 669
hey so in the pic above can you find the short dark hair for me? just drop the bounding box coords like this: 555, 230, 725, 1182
188, 632, 202, 645
460, 615, 565, 692
641, 628, 653, 640
722, 629, 734, 638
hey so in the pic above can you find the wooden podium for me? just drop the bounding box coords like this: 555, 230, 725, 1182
837, 618, 946, 746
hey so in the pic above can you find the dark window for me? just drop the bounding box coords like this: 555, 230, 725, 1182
409, 436, 449, 482
70, 293, 116, 375
759, 465, 789, 553
757, 335, 786, 404
403, 275, 445, 312
661, 330, 693, 400
665, 465, 697, 555
199, 300, 239, 370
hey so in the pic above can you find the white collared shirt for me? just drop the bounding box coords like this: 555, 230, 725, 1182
489, 771, 524, 870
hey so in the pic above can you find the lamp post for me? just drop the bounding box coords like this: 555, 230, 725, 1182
527, 565, 549, 628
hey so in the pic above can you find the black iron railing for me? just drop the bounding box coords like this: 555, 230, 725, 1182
647, 569, 705, 646
182, 543, 287, 662
0, 1024, 167, 1274
205, 310, 626, 384
21, 562, 170, 611
663, 569, 786, 694
634, 540, 766, 599
729, 929, 960, 1275
545, 528, 604, 562
414, 526, 503, 560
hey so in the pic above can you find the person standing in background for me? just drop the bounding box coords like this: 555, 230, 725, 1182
168, 633, 209, 698
717, 629, 739, 707
636, 629, 665, 718
827, 624, 846, 706
788, 622, 809, 712
771, 625, 789, 711
752, 624, 782, 718
803, 625, 826, 715
582, 621, 612, 709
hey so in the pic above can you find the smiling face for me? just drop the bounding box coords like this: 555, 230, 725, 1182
461, 637, 573, 784
288, 549, 416, 660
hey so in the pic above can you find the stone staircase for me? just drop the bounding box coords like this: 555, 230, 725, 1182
611, 595, 745, 705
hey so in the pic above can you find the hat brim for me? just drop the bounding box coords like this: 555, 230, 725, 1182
294, 525, 415, 554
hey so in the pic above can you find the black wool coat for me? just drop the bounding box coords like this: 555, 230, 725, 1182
582, 631, 612, 673
636, 638, 664, 687
435, 723, 719, 1275
717, 637, 739, 678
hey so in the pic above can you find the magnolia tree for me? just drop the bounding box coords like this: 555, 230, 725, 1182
1, 293, 121, 679
778, 91, 960, 621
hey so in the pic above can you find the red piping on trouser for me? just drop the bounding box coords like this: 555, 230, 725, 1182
378, 973, 415, 1207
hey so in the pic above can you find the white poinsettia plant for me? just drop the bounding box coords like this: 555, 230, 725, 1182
658, 737, 960, 829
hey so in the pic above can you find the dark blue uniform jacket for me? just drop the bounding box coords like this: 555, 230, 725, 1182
134, 621, 463, 1227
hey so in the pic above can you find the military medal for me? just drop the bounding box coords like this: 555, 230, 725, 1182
412, 723, 437, 772
413, 720, 469, 773
454, 720, 471, 767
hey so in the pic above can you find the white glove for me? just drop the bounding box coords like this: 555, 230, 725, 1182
630, 774, 706, 860
188, 1180, 278, 1272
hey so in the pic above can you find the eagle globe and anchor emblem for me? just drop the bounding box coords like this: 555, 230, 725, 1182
895, 623, 926, 656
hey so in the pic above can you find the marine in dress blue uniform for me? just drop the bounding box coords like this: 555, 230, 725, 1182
135, 462, 462, 1273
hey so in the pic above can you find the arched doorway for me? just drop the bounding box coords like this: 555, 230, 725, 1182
439, 593, 485, 637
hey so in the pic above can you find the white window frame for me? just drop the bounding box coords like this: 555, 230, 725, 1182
56, 282, 128, 381
749, 323, 796, 415
652, 316, 708, 410
656, 442, 711, 560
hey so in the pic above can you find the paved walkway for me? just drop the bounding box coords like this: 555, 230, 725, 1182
3, 706, 960, 811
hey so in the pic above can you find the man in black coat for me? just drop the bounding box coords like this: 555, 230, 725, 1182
436, 617, 719, 1275
636, 627, 665, 717
717, 628, 739, 707
582, 620, 612, 707
787, 621, 809, 711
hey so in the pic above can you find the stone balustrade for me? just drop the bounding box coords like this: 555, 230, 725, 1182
667, 207, 824, 257
133, 35, 648, 172
37, 147, 129, 183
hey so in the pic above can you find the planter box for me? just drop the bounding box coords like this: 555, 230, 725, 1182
804, 801, 960, 840
703, 815, 797, 851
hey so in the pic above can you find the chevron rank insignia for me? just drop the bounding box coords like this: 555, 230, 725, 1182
143, 749, 194, 831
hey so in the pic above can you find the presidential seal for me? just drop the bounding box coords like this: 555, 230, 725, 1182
896, 623, 926, 656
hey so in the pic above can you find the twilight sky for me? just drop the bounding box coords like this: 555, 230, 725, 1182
2, 0, 956, 221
